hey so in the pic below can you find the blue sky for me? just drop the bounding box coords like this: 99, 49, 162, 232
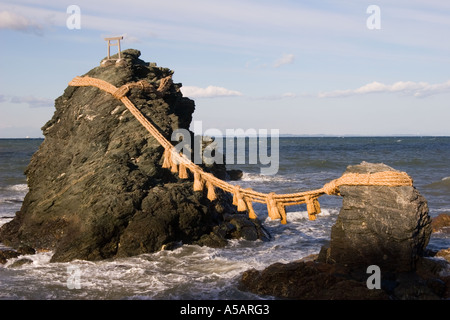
1, 0, 450, 137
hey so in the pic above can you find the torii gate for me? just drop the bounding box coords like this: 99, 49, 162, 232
101, 36, 124, 66
104, 36, 123, 59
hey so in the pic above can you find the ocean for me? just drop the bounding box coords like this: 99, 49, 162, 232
0, 137, 449, 299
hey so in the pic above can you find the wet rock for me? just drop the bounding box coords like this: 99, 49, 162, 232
415, 256, 450, 299
9, 258, 33, 268
0, 249, 20, 264
195, 214, 270, 248
431, 213, 450, 233
240, 260, 389, 300
226, 170, 243, 181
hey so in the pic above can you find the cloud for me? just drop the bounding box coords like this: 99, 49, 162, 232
121, 33, 142, 43
7, 95, 53, 108
281, 92, 297, 98
257, 92, 298, 100
273, 54, 295, 68
318, 80, 450, 98
181, 86, 243, 98
0, 10, 43, 34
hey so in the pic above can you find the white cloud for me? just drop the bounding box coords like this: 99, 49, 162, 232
181, 86, 243, 99
318, 80, 450, 98
8, 95, 53, 108
273, 53, 295, 68
0, 10, 43, 34
281, 92, 296, 98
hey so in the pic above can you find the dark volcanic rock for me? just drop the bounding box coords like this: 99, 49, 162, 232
0, 49, 265, 262
240, 260, 389, 300
323, 162, 432, 272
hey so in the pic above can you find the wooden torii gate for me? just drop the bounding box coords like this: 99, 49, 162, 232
101, 36, 124, 66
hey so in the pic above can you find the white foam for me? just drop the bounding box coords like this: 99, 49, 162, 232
0, 205, 339, 299
7, 184, 28, 192
239, 172, 292, 183
263, 207, 338, 223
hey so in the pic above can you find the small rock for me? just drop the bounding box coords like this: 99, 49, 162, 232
431, 213, 450, 233
9, 258, 33, 268
227, 170, 243, 181
0, 250, 20, 264
435, 248, 450, 263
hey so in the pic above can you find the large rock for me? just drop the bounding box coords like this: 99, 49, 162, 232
0, 49, 265, 262
322, 162, 432, 272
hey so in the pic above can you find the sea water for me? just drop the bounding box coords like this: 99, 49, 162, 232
0, 137, 449, 299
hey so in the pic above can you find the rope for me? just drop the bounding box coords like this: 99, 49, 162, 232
68, 76, 414, 224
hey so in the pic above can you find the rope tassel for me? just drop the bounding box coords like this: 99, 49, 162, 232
245, 198, 257, 219
193, 171, 205, 192
233, 186, 248, 212
178, 163, 189, 179
277, 203, 287, 225
305, 195, 321, 221
245, 188, 257, 219
266, 192, 281, 220
206, 181, 217, 201
162, 148, 172, 169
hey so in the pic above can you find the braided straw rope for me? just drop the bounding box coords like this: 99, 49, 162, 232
69, 76, 414, 224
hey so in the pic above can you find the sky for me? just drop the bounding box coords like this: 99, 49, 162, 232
0, 0, 450, 137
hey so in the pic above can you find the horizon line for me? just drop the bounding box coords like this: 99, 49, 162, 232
1, 134, 450, 139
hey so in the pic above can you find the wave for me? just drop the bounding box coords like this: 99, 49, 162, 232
262, 207, 338, 223
239, 172, 293, 183
0, 246, 264, 300
424, 177, 450, 189
0, 198, 23, 204
6, 184, 28, 192
0, 205, 340, 299
0, 184, 28, 203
